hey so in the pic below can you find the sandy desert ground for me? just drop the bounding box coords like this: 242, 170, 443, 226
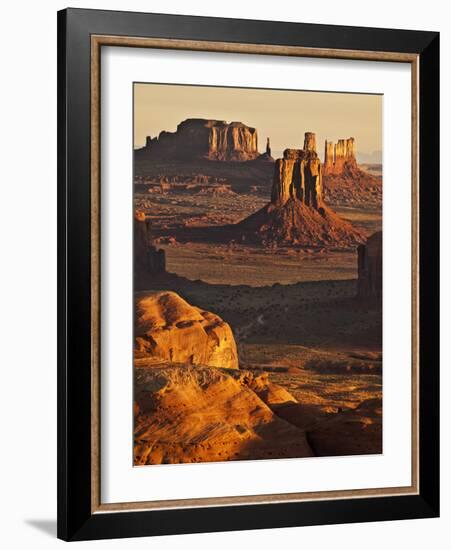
133, 155, 382, 464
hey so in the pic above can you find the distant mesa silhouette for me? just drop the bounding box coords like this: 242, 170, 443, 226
136, 118, 263, 162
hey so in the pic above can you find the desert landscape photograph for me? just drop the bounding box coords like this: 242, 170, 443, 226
133, 83, 383, 466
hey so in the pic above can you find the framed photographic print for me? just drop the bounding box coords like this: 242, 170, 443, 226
57, 8, 440, 541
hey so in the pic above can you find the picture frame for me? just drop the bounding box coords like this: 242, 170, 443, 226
57, 7, 439, 541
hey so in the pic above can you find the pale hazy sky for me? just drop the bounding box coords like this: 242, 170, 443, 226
134, 83, 382, 160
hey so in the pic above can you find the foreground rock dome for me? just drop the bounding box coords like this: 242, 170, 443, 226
134, 291, 239, 369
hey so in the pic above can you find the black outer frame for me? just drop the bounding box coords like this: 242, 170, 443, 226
57, 8, 439, 542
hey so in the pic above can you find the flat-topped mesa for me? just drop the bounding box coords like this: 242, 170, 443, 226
271, 133, 323, 209
323, 137, 358, 175
141, 118, 260, 162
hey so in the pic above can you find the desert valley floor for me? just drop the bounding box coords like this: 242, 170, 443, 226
133, 136, 383, 466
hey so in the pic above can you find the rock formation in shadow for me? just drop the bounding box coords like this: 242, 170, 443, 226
134, 210, 166, 290
255, 137, 274, 162
307, 397, 382, 456
357, 231, 382, 299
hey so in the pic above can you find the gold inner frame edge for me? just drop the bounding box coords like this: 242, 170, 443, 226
90, 34, 419, 514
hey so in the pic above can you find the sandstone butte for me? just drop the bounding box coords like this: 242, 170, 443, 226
137, 118, 262, 162
134, 290, 239, 369
235, 132, 367, 247
323, 137, 360, 176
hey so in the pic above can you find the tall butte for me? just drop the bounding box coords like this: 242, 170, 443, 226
236, 132, 366, 247
323, 137, 359, 176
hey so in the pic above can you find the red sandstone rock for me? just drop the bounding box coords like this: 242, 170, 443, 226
134, 365, 313, 465
271, 149, 323, 210
324, 141, 335, 173
138, 118, 260, 162
303, 131, 317, 153
323, 137, 359, 176
236, 132, 366, 247
237, 199, 366, 247
135, 291, 239, 369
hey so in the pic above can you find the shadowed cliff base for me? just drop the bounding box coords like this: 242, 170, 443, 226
235, 199, 366, 247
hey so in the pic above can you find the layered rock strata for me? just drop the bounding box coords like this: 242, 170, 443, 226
134, 365, 313, 465
139, 118, 260, 161
271, 148, 323, 210
134, 291, 239, 369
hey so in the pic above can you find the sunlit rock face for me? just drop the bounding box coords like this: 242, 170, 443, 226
323, 137, 358, 175
134, 365, 313, 465
303, 131, 317, 153
357, 231, 382, 299
271, 137, 323, 210
134, 291, 239, 369
139, 119, 260, 161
